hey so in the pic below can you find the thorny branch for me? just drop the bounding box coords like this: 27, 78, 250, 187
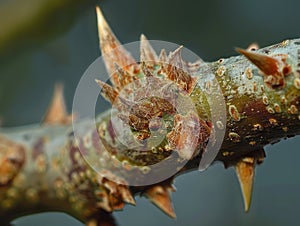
1, 6, 300, 226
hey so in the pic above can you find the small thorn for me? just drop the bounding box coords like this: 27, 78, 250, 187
43, 83, 72, 125
119, 186, 136, 205
158, 49, 167, 63
165, 46, 197, 93
236, 47, 291, 89
140, 34, 158, 63
95, 79, 119, 104
144, 184, 176, 218
236, 47, 279, 76
235, 157, 255, 212
96, 6, 137, 86
247, 43, 259, 51
166, 45, 201, 74
168, 45, 184, 68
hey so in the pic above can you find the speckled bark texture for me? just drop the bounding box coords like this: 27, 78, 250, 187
0, 6, 300, 226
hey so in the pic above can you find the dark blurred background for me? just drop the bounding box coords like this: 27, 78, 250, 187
0, 0, 300, 225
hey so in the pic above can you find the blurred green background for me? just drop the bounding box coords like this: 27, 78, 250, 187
1, 0, 300, 225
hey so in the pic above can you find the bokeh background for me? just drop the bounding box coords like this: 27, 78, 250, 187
1, 0, 300, 225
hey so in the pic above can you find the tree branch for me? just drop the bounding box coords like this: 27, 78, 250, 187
0, 6, 300, 226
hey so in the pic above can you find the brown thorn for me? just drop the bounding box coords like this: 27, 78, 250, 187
168, 45, 184, 68
165, 46, 198, 93
236, 47, 279, 76
96, 6, 137, 87
119, 186, 136, 205
167, 46, 201, 74
140, 34, 158, 63
95, 79, 119, 104
158, 49, 167, 63
236, 47, 291, 89
144, 184, 176, 218
235, 157, 255, 212
42, 83, 72, 125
